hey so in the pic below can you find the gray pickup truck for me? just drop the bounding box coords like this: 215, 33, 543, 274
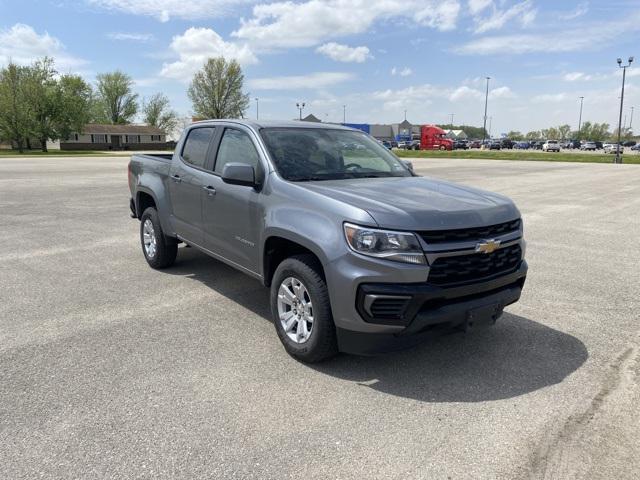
128, 120, 527, 362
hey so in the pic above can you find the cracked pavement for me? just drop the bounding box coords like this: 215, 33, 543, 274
1, 156, 639, 479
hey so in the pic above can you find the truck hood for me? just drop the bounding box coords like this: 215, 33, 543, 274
297, 176, 519, 230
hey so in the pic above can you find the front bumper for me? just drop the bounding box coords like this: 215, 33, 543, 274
336, 261, 527, 355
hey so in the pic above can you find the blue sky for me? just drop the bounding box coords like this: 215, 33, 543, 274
1, 0, 639, 135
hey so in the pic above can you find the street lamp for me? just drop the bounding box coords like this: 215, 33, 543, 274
296, 102, 305, 120
482, 76, 490, 143
615, 56, 633, 164
578, 96, 584, 138
255, 98, 259, 120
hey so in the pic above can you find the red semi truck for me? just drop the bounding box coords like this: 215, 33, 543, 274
419, 125, 453, 150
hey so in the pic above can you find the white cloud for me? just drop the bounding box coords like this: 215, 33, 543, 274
248, 72, 354, 90
160, 27, 257, 80
449, 85, 482, 101
563, 72, 592, 82
559, 2, 589, 20
532, 93, 567, 103
107, 32, 154, 42
473, 0, 537, 34
457, 12, 640, 55
86, 0, 247, 22
391, 66, 413, 77
490, 86, 515, 99
232, 0, 461, 49
414, 0, 461, 31
315, 43, 372, 63
468, 0, 492, 15
0, 23, 86, 70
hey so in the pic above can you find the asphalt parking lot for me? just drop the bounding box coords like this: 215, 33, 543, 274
1, 156, 639, 479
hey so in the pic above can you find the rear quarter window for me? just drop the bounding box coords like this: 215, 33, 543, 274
181, 127, 215, 169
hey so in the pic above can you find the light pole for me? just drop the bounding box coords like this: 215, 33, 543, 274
482, 76, 490, 143
404, 109, 407, 121
296, 102, 305, 120
449, 113, 455, 127
488, 116, 493, 138
578, 96, 584, 138
615, 56, 633, 164
255, 98, 259, 120
343, 105, 346, 124
630, 106, 635, 131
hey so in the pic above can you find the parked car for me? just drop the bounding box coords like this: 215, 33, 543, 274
513, 141, 530, 149
468, 140, 482, 148
604, 144, 623, 154
381, 140, 392, 150
488, 141, 501, 150
631, 143, 640, 151
622, 140, 636, 147
530, 141, 543, 150
567, 140, 581, 149
128, 120, 527, 362
500, 139, 514, 149
594, 141, 603, 149
396, 141, 408, 149
542, 140, 560, 152
406, 139, 421, 150
580, 141, 597, 151
453, 139, 468, 150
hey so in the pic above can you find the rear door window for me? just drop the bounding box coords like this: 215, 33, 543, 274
181, 127, 215, 169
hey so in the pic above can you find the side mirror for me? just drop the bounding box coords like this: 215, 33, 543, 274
400, 159, 414, 173
221, 163, 257, 187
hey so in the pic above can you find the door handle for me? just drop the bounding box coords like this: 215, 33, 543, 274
203, 185, 216, 196
171, 174, 182, 183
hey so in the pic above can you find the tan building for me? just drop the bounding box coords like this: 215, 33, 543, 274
61, 124, 167, 150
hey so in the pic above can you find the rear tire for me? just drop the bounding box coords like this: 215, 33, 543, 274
271, 254, 338, 362
439, 145, 446, 151
140, 207, 177, 269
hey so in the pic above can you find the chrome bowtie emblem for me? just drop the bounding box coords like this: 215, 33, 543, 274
475, 239, 501, 254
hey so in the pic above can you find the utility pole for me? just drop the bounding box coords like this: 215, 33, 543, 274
449, 113, 455, 126
482, 76, 490, 143
578, 96, 584, 138
615, 56, 633, 164
296, 102, 305, 121
404, 109, 407, 121
255, 98, 259, 120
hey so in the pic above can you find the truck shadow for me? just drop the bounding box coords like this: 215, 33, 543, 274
166, 247, 588, 403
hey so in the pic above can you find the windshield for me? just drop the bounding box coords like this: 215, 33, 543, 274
260, 128, 412, 181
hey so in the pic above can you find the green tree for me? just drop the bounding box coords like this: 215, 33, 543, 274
558, 124, 571, 140
525, 130, 540, 140
23, 57, 59, 151
55, 74, 93, 140
142, 93, 178, 134
0, 62, 31, 152
95, 71, 138, 124
188, 57, 249, 119
506, 130, 523, 140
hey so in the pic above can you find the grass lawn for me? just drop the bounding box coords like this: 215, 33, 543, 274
0, 149, 129, 157
395, 149, 640, 164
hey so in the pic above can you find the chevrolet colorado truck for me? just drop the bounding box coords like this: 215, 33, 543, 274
128, 120, 527, 362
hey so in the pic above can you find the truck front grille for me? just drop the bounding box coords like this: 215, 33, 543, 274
428, 244, 522, 286
419, 219, 521, 244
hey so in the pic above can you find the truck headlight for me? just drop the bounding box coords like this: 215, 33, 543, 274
343, 223, 426, 265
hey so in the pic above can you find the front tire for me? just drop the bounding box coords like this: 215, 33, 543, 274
271, 255, 338, 362
140, 207, 177, 269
